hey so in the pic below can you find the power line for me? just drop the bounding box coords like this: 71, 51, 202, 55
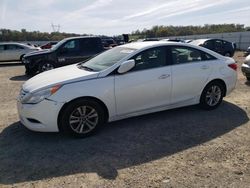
51, 23, 61, 32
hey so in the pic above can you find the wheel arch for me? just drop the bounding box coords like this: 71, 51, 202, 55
57, 96, 110, 132
20, 54, 25, 61
201, 79, 227, 98
224, 51, 232, 57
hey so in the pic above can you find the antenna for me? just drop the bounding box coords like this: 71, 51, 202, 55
51, 23, 61, 32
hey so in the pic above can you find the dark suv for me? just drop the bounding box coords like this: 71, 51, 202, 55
190, 39, 235, 57
23, 36, 105, 75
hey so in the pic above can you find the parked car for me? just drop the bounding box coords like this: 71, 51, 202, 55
40, 41, 58, 49
17, 41, 237, 137
190, 39, 235, 57
142, 38, 160, 42
102, 38, 117, 48
241, 54, 250, 81
161, 39, 186, 43
23, 36, 105, 75
0, 42, 40, 62
244, 46, 250, 56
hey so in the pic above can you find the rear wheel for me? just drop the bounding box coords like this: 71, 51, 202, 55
20, 54, 25, 63
224, 52, 231, 57
200, 81, 225, 110
59, 99, 106, 138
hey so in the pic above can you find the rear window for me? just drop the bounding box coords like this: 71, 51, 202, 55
171, 46, 216, 64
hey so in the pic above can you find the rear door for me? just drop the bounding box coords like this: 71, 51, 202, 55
0, 45, 6, 61
214, 40, 224, 55
79, 38, 103, 62
4, 44, 24, 61
170, 46, 216, 104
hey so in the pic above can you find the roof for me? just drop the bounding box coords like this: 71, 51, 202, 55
121, 41, 206, 50
122, 41, 174, 50
120, 41, 226, 61
63, 36, 100, 41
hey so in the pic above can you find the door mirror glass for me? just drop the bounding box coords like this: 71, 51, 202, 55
118, 59, 135, 74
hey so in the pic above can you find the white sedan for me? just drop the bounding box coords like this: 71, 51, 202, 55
0, 42, 40, 62
17, 41, 237, 137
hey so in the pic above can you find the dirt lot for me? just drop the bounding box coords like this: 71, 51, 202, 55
0, 52, 249, 188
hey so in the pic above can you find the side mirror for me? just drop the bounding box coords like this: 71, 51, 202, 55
118, 59, 135, 74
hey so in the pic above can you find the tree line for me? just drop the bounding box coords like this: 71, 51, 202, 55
131, 24, 250, 39
0, 24, 249, 42
0, 29, 86, 42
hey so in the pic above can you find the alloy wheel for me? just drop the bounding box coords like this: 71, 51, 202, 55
41, 63, 54, 72
205, 85, 222, 106
69, 106, 99, 134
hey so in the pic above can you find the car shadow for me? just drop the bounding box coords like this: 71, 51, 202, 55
0, 101, 248, 184
0, 62, 23, 67
9, 74, 30, 81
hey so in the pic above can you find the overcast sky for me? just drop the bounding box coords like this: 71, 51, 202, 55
0, 0, 249, 35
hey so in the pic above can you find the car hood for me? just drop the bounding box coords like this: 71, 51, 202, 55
22, 64, 99, 93
24, 49, 52, 58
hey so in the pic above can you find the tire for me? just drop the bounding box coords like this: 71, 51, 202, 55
25, 69, 34, 75
39, 62, 55, 73
224, 52, 231, 57
20, 54, 25, 62
59, 99, 106, 138
25, 67, 36, 76
200, 81, 225, 110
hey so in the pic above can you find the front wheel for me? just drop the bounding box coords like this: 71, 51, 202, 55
59, 99, 106, 138
39, 63, 55, 73
200, 82, 225, 110
224, 52, 231, 57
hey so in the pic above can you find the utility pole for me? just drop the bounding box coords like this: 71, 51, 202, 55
51, 23, 60, 32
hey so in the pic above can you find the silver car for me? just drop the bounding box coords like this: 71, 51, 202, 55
0, 42, 40, 62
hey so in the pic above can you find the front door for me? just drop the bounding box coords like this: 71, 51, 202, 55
115, 47, 172, 116
57, 39, 82, 65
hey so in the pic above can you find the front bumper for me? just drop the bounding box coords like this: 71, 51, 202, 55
241, 63, 250, 78
17, 99, 65, 132
22, 58, 39, 74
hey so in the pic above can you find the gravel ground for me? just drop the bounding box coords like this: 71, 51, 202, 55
0, 52, 249, 188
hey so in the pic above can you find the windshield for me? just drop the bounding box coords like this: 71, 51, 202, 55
51, 38, 68, 51
81, 47, 135, 71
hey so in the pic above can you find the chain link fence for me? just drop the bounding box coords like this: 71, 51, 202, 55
167, 31, 250, 51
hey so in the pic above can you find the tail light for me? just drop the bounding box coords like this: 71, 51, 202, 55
228, 63, 237, 71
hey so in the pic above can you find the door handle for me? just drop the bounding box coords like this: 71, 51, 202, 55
201, 65, 209, 70
159, 74, 170, 79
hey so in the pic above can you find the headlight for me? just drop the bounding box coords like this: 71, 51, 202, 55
21, 85, 61, 104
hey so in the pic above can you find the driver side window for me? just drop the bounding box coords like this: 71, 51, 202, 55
130, 47, 167, 71
61, 40, 80, 55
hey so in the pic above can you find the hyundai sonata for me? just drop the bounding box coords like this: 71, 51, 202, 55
17, 41, 237, 137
